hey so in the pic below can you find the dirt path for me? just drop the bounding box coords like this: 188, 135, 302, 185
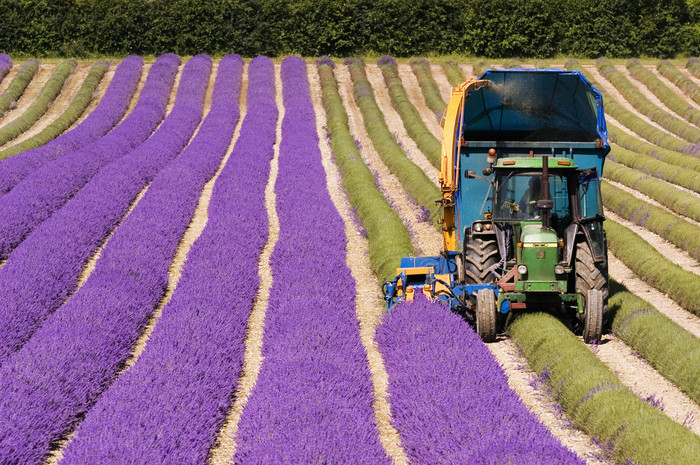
0, 64, 91, 151
0, 63, 54, 126
431, 64, 452, 103
459, 63, 474, 78
488, 339, 613, 464
208, 63, 276, 465
365, 64, 440, 186
650, 66, 700, 112
608, 252, 700, 339
587, 334, 700, 436
678, 66, 700, 88
397, 64, 442, 136
618, 65, 688, 121
335, 63, 441, 256
0, 65, 19, 94
308, 65, 409, 464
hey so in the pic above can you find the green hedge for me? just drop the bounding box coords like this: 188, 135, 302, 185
0, 62, 107, 160
657, 60, 700, 106
507, 310, 700, 464
609, 279, 700, 406
409, 57, 446, 118
377, 57, 441, 168
0, 60, 38, 117
345, 57, 441, 226
0, 0, 697, 57
605, 218, 700, 316
442, 61, 465, 87
0, 59, 76, 147
317, 60, 414, 283
604, 160, 700, 223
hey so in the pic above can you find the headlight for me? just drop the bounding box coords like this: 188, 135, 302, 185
517, 264, 527, 274
473, 223, 483, 232
554, 264, 565, 274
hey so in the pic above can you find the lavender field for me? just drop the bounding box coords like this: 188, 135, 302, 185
0, 54, 699, 465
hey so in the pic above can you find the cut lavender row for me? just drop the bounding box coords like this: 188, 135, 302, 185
232, 56, 389, 464
375, 296, 584, 465
0, 54, 210, 366
60, 55, 275, 465
0, 54, 178, 261
0, 55, 213, 463
0, 56, 142, 195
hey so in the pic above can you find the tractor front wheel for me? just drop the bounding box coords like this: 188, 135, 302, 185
476, 288, 497, 342
582, 289, 603, 343
464, 237, 499, 284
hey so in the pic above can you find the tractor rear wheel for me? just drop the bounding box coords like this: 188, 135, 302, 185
582, 289, 603, 343
476, 288, 497, 342
464, 237, 499, 284
575, 241, 608, 312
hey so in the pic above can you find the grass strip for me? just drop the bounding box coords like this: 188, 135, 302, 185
607, 144, 700, 193
688, 57, 700, 79
0, 60, 39, 118
345, 57, 441, 227
627, 59, 700, 126
608, 279, 700, 407
317, 59, 414, 283
567, 59, 699, 155
0, 60, 77, 147
534, 59, 550, 69
604, 218, 700, 317
409, 57, 446, 118
507, 310, 700, 465
377, 56, 441, 169
442, 61, 465, 86
0, 62, 108, 160
604, 160, 700, 223
597, 58, 700, 145
657, 60, 700, 106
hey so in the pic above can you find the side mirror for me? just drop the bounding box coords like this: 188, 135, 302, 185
536, 199, 554, 210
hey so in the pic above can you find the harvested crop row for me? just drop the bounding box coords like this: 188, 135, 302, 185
0, 60, 76, 147
56, 55, 252, 464
0, 55, 207, 366
689, 58, 700, 78
0, 60, 38, 118
346, 57, 440, 225
597, 58, 700, 145
0, 54, 178, 261
377, 56, 440, 168
233, 56, 389, 464
0, 54, 212, 464
627, 59, 700, 126
0, 62, 108, 160
409, 57, 446, 118
657, 61, 700, 106
442, 61, 466, 86
317, 60, 413, 284
0, 57, 142, 195
377, 296, 585, 464
507, 310, 700, 465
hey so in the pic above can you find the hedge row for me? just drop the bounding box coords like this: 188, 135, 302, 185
627, 58, 700, 126
377, 56, 441, 169
0, 60, 38, 118
609, 279, 700, 407
604, 160, 700, 223
316, 59, 413, 283
0, 59, 76, 147
0, 62, 108, 161
602, 180, 700, 262
607, 145, 700, 194
657, 60, 700, 106
409, 58, 446, 119
1, 0, 697, 58
507, 310, 700, 465
604, 218, 700, 317
345, 57, 441, 226
597, 58, 700, 145
442, 61, 466, 87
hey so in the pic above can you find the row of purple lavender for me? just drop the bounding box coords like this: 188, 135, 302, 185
231, 56, 390, 464
0, 54, 212, 464
0, 54, 12, 83
57, 54, 273, 464
0, 56, 142, 195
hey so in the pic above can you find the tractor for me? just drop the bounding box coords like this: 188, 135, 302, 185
383, 69, 610, 343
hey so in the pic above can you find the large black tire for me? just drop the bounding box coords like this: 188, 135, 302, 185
575, 241, 609, 312
582, 289, 603, 343
476, 288, 497, 342
463, 237, 499, 284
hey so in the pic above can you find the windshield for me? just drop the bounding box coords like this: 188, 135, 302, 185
493, 171, 571, 221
